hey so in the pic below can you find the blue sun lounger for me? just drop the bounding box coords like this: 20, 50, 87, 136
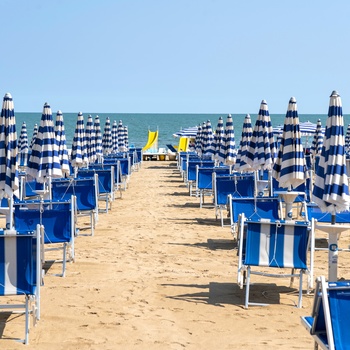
14, 197, 75, 277
237, 213, 313, 308
301, 276, 350, 350
51, 175, 98, 236
0, 225, 41, 344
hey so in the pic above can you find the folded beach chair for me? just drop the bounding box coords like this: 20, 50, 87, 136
14, 197, 75, 277
237, 213, 313, 308
213, 172, 255, 227
0, 225, 41, 344
301, 276, 350, 350
51, 175, 98, 236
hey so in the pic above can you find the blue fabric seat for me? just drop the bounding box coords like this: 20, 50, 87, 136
301, 276, 350, 350
0, 226, 41, 344
14, 197, 75, 277
237, 214, 313, 309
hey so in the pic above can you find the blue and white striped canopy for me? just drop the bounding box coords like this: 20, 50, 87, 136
245, 100, 276, 171
345, 123, 350, 154
194, 124, 203, 157
235, 114, 253, 172
71, 112, 88, 168
102, 117, 113, 155
85, 115, 96, 164
312, 91, 350, 213
94, 115, 103, 163
311, 119, 324, 158
202, 120, 214, 157
212, 117, 225, 163
54, 110, 70, 176
0, 93, 19, 199
18, 121, 28, 154
222, 114, 236, 165
27, 102, 62, 182
112, 120, 118, 153
118, 120, 127, 152
29, 123, 38, 152
272, 97, 308, 189
124, 126, 129, 150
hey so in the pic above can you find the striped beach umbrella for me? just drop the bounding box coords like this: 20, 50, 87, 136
0, 93, 19, 203
71, 112, 88, 169
85, 115, 96, 163
124, 126, 129, 150
213, 117, 225, 163
203, 120, 214, 158
55, 110, 70, 176
310, 119, 324, 161
18, 121, 29, 166
27, 102, 62, 182
94, 115, 103, 163
223, 114, 236, 165
235, 114, 253, 172
245, 100, 277, 171
312, 90, 350, 215
112, 120, 118, 153
102, 117, 113, 155
118, 120, 127, 152
194, 124, 203, 157
272, 97, 308, 189
30, 123, 38, 152
345, 123, 350, 154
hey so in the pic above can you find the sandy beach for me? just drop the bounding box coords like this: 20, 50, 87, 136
2, 160, 350, 349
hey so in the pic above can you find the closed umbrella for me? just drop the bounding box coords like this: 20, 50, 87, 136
94, 115, 103, 163
29, 123, 38, 152
124, 126, 129, 151
55, 110, 70, 176
194, 124, 203, 157
235, 114, 253, 172
310, 119, 324, 171
245, 100, 276, 172
212, 117, 225, 163
203, 120, 214, 158
71, 112, 88, 169
223, 114, 236, 165
313, 91, 350, 214
27, 102, 62, 182
0, 93, 19, 229
112, 120, 118, 154
272, 97, 308, 189
85, 115, 96, 164
102, 117, 113, 155
118, 120, 127, 152
312, 90, 350, 281
18, 121, 28, 166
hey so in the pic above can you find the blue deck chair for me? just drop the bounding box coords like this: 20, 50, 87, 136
186, 160, 215, 196
78, 167, 114, 213
237, 213, 313, 309
14, 197, 75, 277
51, 175, 98, 236
196, 165, 231, 208
0, 225, 41, 344
301, 276, 350, 350
213, 173, 255, 227
229, 196, 280, 235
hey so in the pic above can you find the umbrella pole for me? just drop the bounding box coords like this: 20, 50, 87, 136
328, 213, 338, 282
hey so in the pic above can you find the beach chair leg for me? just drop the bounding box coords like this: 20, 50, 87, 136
297, 270, 303, 308
244, 267, 251, 309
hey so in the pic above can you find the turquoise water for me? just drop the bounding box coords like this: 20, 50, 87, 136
14, 112, 350, 150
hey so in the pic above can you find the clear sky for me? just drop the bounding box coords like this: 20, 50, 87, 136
2, 0, 350, 114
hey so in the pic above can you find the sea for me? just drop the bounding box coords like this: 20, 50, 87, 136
14, 112, 350, 150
